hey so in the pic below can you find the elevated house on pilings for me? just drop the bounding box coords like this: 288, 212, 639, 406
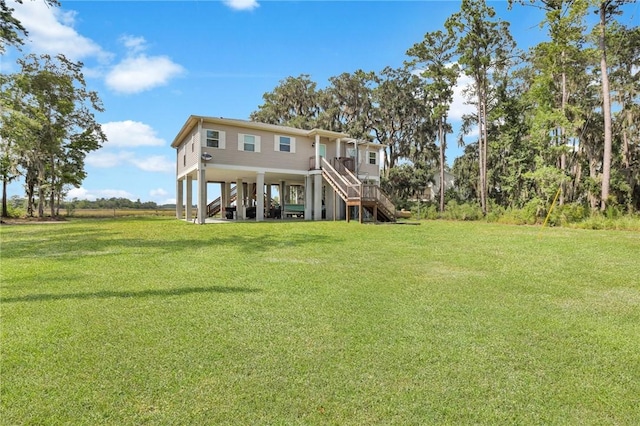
171, 116, 395, 224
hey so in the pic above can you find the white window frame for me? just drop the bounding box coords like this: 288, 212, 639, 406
274, 135, 295, 153
238, 133, 261, 152
368, 151, 377, 165
204, 129, 225, 149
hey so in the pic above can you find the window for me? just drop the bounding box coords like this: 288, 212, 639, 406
183, 154, 186, 167
274, 135, 296, 153
191, 142, 194, 152
206, 130, 220, 148
369, 151, 377, 165
279, 136, 291, 152
244, 135, 255, 151
238, 134, 260, 152
203, 129, 225, 149
347, 147, 356, 158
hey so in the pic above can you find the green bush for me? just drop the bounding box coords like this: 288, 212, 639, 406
442, 201, 483, 221
2, 203, 25, 218
547, 203, 589, 226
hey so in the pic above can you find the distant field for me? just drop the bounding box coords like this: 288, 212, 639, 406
69, 208, 176, 218
1, 218, 639, 424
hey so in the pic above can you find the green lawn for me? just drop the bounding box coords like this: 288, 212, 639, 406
1, 218, 639, 425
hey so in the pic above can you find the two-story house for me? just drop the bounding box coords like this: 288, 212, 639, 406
171, 116, 395, 224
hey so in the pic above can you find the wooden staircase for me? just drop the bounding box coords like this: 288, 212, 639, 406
321, 157, 395, 223
206, 185, 237, 217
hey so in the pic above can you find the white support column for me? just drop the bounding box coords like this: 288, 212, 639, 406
176, 178, 183, 219
304, 175, 313, 220
315, 134, 321, 169
197, 168, 206, 224
280, 180, 286, 220
266, 184, 272, 217
221, 182, 228, 219
314, 174, 322, 220
236, 178, 244, 220
256, 172, 265, 221
186, 174, 193, 221
336, 138, 341, 160
325, 183, 335, 220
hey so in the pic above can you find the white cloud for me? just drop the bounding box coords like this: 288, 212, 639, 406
105, 36, 185, 94
106, 54, 185, 94
131, 155, 175, 173
86, 151, 133, 168
102, 121, 165, 147
449, 72, 476, 121
87, 150, 173, 173
67, 187, 135, 201
12, 1, 109, 62
120, 35, 147, 54
150, 188, 169, 198
224, 0, 259, 11
409, 63, 475, 122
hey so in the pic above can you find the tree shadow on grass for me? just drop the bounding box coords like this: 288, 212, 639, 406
0, 285, 260, 304
1, 223, 343, 259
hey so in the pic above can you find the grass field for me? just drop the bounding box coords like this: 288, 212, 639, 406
1, 218, 639, 424
68, 208, 176, 218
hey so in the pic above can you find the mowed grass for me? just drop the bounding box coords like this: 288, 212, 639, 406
1, 218, 639, 425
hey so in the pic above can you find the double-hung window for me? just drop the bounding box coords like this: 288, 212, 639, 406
238, 134, 260, 152
204, 129, 225, 148
244, 135, 255, 151
206, 130, 219, 147
274, 135, 295, 153
369, 151, 377, 165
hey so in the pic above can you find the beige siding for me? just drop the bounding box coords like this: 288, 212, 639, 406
176, 128, 200, 176
174, 116, 382, 180
201, 123, 316, 171
359, 146, 381, 178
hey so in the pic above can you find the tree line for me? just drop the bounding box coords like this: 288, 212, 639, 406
250, 0, 639, 216
1, 0, 105, 218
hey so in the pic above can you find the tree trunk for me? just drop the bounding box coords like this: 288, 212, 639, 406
589, 156, 599, 210
476, 84, 486, 215
560, 57, 567, 206
480, 81, 489, 216
1, 178, 7, 218
439, 116, 445, 212
49, 155, 56, 217
26, 178, 34, 217
599, 2, 613, 211
37, 161, 45, 218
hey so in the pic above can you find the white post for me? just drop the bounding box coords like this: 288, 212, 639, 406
186, 174, 193, 221
256, 172, 265, 221
221, 182, 228, 219
197, 168, 206, 224
236, 178, 244, 220
176, 178, 183, 219
304, 175, 313, 220
280, 180, 286, 220
314, 174, 322, 220
266, 184, 272, 218
325, 184, 335, 220
315, 134, 321, 170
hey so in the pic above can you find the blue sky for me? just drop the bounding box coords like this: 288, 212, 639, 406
4, 0, 638, 205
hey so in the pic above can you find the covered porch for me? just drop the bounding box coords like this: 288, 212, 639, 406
175, 165, 345, 224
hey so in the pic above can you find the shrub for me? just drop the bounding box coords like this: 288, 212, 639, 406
442, 201, 483, 221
